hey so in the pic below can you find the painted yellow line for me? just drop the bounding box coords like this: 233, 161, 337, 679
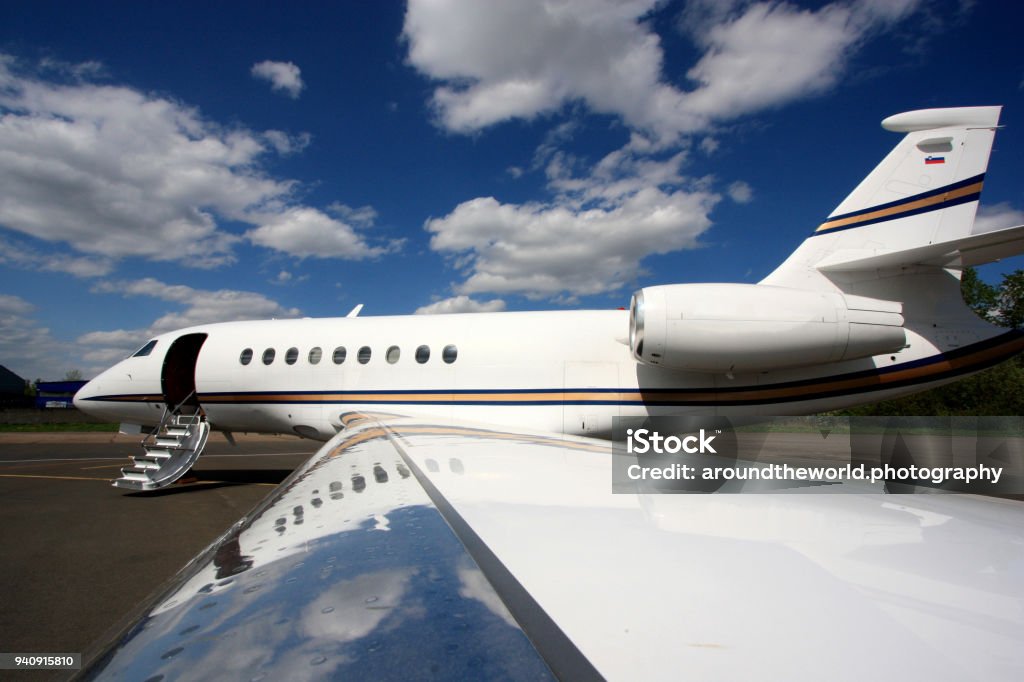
0, 473, 110, 482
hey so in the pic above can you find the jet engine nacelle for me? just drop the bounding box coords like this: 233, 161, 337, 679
629, 283, 906, 373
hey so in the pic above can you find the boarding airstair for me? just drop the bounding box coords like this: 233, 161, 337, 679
113, 392, 210, 491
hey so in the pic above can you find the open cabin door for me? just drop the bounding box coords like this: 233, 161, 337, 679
161, 333, 208, 409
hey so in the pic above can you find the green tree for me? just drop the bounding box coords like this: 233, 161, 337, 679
960, 266, 998, 321
63, 369, 84, 381
994, 270, 1024, 329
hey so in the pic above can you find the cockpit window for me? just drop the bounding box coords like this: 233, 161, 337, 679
132, 340, 158, 357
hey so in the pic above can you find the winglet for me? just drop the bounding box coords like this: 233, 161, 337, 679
346, 304, 364, 318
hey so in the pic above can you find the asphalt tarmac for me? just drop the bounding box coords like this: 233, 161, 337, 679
0, 431, 318, 679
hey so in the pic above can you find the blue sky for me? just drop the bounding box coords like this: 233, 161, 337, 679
0, 0, 1022, 380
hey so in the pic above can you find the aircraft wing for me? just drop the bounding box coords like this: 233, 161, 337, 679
815, 223, 1024, 272
82, 415, 1024, 680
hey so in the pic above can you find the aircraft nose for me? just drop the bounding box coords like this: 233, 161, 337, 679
73, 377, 99, 413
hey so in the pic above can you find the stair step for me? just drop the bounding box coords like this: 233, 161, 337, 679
120, 467, 151, 481
116, 413, 209, 491
112, 478, 148, 491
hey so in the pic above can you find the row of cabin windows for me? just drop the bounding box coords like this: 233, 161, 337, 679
238, 344, 458, 367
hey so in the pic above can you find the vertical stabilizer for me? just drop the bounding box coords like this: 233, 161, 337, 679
763, 106, 1002, 290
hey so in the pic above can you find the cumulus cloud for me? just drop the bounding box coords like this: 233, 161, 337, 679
246, 207, 397, 259
404, 0, 922, 300
0, 236, 114, 277
404, 0, 921, 142
425, 138, 719, 299
427, 185, 717, 298
727, 181, 753, 204
251, 60, 305, 98
415, 295, 507, 314
0, 294, 71, 380
79, 278, 302, 368
263, 129, 312, 155
0, 56, 385, 268
974, 202, 1024, 235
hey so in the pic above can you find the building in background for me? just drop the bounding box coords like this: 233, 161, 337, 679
35, 380, 89, 409
0, 365, 30, 408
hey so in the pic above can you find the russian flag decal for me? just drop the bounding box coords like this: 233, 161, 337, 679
925, 156, 946, 165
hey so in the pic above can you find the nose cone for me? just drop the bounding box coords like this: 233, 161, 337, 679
73, 376, 100, 414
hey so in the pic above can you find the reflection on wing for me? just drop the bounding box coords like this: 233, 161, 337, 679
83, 416, 1024, 680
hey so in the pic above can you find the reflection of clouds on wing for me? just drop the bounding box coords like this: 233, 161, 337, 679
457, 559, 517, 629
302, 569, 418, 643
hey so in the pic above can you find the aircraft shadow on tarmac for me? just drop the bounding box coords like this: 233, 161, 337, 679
123, 468, 295, 496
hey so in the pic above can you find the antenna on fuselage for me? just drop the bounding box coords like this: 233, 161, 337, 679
346, 304, 364, 318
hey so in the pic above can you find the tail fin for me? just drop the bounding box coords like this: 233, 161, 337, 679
763, 106, 1005, 290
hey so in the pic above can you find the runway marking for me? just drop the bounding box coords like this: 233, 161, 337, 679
81, 464, 126, 470
0, 473, 111, 482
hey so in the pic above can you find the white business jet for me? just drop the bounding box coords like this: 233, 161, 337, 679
75, 106, 1024, 490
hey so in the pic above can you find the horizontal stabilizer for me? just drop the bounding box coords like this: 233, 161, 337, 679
816, 223, 1024, 273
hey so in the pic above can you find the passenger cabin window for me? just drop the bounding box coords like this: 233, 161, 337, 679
132, 340, 158, 357
386, 346, 400, 364
442, 344, 458, 364
333, 346, 347, 364
308, 347, 322, 364
357, 346, 372, 364
262, 348, 276, 365
415, 345, 430, 364
285, 347, 299, 365
239, 348, 253, 365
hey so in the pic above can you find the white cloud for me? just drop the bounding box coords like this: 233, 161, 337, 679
0, 56, 385, 267
415, 295, 507, 314
427, 185, 718, 298
0, 294, 71, 380
327, 203, 379, 228
404, 0, 921, 142
251, 60, 305, 98
263, 129, 311, 155
699, 137, 720, 155
246, 207, 395, 259
405, 0, 921, 301
0, 236, 114, 277
728, 180, 753, 204
974, 202, 1024, 234
79, 278, 302, 368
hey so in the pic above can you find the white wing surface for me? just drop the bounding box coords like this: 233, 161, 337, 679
83, 415, 1024, 680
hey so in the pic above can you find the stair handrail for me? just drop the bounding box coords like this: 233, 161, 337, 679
142, 390, 198, 447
